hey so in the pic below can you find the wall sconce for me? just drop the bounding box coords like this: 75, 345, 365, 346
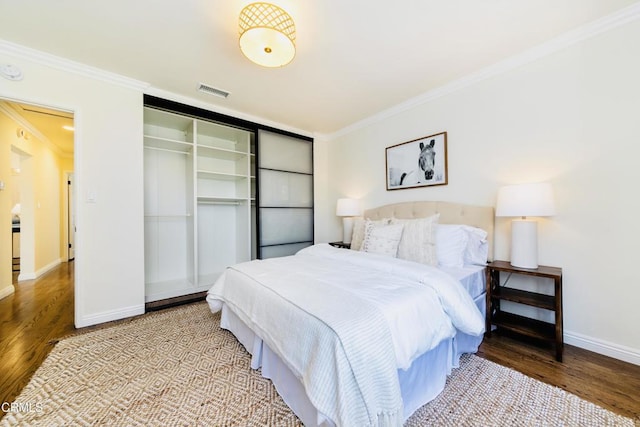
496, 182, 556, 269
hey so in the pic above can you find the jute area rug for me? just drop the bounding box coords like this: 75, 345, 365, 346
1, 302, 635, 426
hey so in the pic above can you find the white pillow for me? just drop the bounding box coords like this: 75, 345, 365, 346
351, 217, 390, 251
361, 222, 405, 257
462, 225, 489, 265
390, 214, 440, 266
435, 224, 469, 267
436, 224, 489, 267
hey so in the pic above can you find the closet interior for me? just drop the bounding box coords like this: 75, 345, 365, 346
143, 97, 312, 304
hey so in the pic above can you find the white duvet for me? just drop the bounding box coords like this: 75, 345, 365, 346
207, 243, 484, 426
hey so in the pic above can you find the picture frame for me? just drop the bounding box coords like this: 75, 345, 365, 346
386, 132, 448, 190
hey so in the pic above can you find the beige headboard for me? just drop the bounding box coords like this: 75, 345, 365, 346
364, 201, 495, 261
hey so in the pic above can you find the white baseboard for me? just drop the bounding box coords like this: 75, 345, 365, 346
18, 271, 36, 281
36, 259, 62, 278
0, 285, 15, 300
75, 304, 145, 328
17, 258, 62, 281
565, 330, 640, 366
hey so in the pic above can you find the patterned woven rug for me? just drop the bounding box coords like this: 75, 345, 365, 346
1, 302, 635, 426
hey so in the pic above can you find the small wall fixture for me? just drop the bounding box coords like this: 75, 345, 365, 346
239, 2, 296, 68
0, 64, 23, 81
16, 128, 30, 140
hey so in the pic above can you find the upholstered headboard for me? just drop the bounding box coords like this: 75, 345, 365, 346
363, 201, 495, 261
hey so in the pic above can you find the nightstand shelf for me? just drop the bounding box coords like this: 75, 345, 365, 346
486, 260, 563, 361
492, 287, 555, 311
491, 311, 556, 342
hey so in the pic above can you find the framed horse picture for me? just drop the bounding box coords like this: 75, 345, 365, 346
386, 131, 448, 190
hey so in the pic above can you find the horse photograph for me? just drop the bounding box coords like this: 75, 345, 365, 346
386, 132, 448, 190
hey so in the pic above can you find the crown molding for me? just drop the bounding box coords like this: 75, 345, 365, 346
145, 87, 314, 139
324, 2, 640, 141
0, 39, 149, 91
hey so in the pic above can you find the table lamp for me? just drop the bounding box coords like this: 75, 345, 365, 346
496, 182, 556, 269
336, 198, 361, 244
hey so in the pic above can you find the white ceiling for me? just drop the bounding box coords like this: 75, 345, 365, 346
0, 1, 637, 136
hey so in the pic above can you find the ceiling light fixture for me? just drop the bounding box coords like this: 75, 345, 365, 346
63, 125, 75, 131
239, 2, 296, 68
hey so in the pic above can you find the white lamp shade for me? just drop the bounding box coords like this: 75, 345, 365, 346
11, 203, 21, 216
336, 198, 361, 217
496, 182, 556, 218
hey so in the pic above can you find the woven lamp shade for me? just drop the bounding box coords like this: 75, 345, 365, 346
239, 3, 296, 68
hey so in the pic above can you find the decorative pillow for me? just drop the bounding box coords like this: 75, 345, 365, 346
361, 222, 405, 257
351, 217, 390, 251
435, 224, 469, 268
390, 214, 440, 266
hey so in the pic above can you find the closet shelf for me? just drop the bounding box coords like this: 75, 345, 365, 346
197, 197, 247, 205
144, 214, 192, 218
144, 135, 193, 153
197, 145, 247, 160
197, 170, 248, 180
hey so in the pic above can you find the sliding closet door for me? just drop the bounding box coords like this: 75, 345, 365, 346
258, 130, 313, 259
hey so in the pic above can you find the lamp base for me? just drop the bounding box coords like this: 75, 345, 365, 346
510, 219, 538, 269
342, 217, 354, 244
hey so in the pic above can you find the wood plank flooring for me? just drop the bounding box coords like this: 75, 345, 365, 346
1, 262, 75, 407
1, 262, 639, 421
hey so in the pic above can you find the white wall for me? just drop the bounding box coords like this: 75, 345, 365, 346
0, 43, 146, 326
316, 20, 640, 364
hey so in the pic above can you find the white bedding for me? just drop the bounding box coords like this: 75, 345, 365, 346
440, 263, 486, 300
207, 243, 484, 427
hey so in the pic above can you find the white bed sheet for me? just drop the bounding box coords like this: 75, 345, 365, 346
440, 264, 486, 300
207, 247, 486, 426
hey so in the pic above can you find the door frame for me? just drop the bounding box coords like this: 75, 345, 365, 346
64, 171, 75, 261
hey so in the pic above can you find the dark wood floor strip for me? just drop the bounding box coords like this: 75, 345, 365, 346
1, 262, 638, 420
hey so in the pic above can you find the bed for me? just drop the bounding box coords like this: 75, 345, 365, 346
207, 201, 494, 426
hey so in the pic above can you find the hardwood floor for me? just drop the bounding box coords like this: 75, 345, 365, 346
478, 333, 640, 420
1, 262, 75, 406
1, 262, 639, 421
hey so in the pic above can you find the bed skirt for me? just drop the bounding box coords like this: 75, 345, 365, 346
217, 292, 485, 426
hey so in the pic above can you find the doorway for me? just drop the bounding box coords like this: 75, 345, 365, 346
1, 99, 75, 284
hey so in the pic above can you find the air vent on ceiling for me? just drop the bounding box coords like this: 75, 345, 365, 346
197, 83, 230, 98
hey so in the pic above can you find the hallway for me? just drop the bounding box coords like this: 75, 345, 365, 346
0, 262, 74, 405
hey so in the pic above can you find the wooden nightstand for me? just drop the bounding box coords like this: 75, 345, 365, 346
329, 241, 351, 249
486, 260, 563, 361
